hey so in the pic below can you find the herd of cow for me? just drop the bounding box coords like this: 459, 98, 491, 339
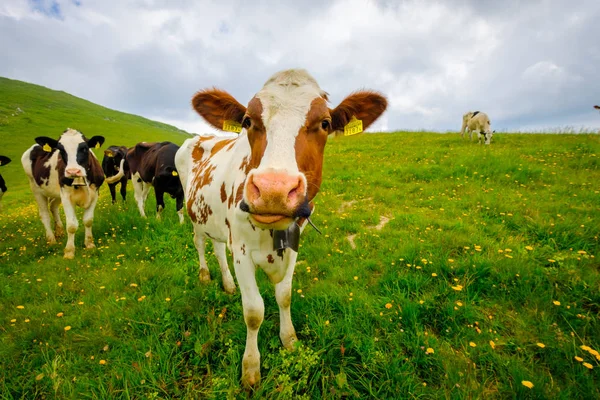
0, 69, 597, 386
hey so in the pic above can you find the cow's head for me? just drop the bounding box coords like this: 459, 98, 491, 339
192, 69, 387, 229
102, 146, 126, 176
0, 155, 11, 194
36, 129, 105, 180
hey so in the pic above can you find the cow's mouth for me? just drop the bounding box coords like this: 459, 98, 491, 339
250, 214, 289, 225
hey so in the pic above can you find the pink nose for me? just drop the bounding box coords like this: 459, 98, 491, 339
246, 172, 305, 213
65, 168, 83, 177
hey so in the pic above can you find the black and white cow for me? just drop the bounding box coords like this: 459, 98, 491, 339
102, 145, 130, 203
0, 155, 11, 208
127, 142, 184, 223
21, 129, 105, 259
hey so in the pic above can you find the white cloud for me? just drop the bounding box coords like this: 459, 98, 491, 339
0, 0, 599, 134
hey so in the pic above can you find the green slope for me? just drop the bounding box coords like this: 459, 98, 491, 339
0, 76, 193, 205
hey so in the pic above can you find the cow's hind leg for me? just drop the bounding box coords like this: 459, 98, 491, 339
192, 224, 211, 282
33, 191, 56, 244
49, 197, 64, 238
275, 251, 299, 351
212, 240, 236, 294
132, 176, 148, 217
83, 192, 99, 249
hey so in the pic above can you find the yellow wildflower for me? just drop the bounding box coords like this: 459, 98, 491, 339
521, 381, 534, 389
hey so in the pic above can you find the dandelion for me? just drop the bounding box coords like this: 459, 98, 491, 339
521, 381, 534, 389
580, 345, 591, 351
525, 246, 534, 251
456, 301, 463, 307
25, 319, 30, 323
57, 312, 64, 317
582, 363, 593, 369
78, 302, 84, 305
297, 289, 302, 294
588, 349, 599, 357
548, 259, 556, 263
426, 348, 434, 354
448, 259, 454, 263
99, 360, 107, 365
325, 320, 330, 326
489, 341, 496, 349
64, 326, 72, 331
10, 319, 16, 323
58, 282, 63, 287
574, 356, 583, 362
35, 373, 44, 381
16, 305, 24, 309
431, 273, 438, 277
165, 298, 171, 302
385, 303, 393, 309
130, 283, 138, 287
354, 276, 358, 280
469, 342, 477, 347
553, 301, 561, 306
536, 343, 546, 348
452, 285, 463, 291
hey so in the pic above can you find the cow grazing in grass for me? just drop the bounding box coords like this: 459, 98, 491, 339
175, 69, 387, 386
0, 155, 11, 208
461, 111, 493, 144
21, 129, 105, 259
102, 145, 130, 203
127, 142, 184, 223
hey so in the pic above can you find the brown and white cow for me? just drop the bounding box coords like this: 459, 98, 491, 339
21, 129, 105, 259
126, 142, 184, 223
0, 155, 11, 209
102, 145, 130, 203
175, 69, 387, 386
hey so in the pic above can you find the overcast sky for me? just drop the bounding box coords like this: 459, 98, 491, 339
1, 0, 599, 134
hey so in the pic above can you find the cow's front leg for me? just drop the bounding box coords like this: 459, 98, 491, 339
155, 189, 165, 220
275, 251, 299, 350
120, 180, 127, 202
176, 194, 184, 224
61, 198, 78, 259
109, 183, 117, 204
83, 192, 99, 249
234, 254, 264, 387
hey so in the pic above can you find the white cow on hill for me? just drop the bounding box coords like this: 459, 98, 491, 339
461, 111, 493, 145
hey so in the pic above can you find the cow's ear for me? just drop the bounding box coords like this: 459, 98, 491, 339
35, 137, 59, 152
330, 91, 387, 132
192, 88, 246, 131
0, 156, 11, 166
88, 136, 105, 149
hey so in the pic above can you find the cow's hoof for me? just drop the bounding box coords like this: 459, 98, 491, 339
85, 242, 96, 250
64, 250, 75, 259
199, 269, 211, 282
242, 365, 261, 387
55, 228, 64, 238
223, 282, 237, 295
281, 333, 298, 351
47, 236, 57, 245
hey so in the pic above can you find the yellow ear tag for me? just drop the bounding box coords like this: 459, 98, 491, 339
43, 143, 52, 152
95, 143, 101, 149
172, 170, 178, 177
106, 152, 114, 157
223, 120, 242, 133
344, 116, 363, 136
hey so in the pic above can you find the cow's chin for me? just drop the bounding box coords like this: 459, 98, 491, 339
249, 214, 294, 230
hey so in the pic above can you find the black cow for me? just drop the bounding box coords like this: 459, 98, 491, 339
0, 155, 11, 207
127, 142, 184, 223
102, 145, 130, 203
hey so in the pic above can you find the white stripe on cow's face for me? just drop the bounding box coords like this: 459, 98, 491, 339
59, 129, 88, 177
253, 71, 325, 177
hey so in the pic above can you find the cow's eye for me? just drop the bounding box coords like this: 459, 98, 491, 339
321, 120, 330, 130
242, 116, 252, 129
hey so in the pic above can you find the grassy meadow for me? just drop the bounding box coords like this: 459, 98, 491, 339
1, 78, 600, 399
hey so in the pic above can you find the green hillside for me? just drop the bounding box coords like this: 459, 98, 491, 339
0, 76, 193, 205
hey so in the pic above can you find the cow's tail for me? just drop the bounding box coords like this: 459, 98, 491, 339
105, 159, 126, 184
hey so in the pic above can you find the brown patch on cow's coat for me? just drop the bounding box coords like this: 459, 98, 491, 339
210, 138, 236, 156
220, 182, 227, 203
225, 218, 232, 245
234, 181, 245, 206
29, 146, 55, 187
241, 244, 246, 255
294, 98, 330, 202
245, 98, 267, 172
267, 254, 274, 264
196, 194, 213, 224
227, 183, 235, 209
